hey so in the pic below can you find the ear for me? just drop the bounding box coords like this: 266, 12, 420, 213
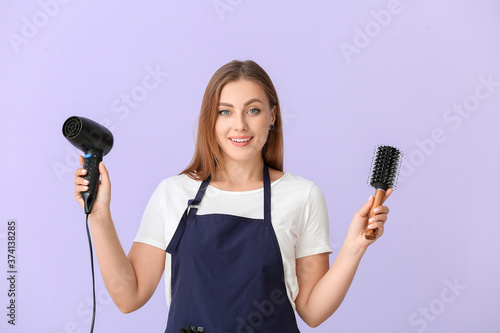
271, 105, 277, 124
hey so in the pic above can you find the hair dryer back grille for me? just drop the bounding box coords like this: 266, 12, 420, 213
63, 117, 82, 138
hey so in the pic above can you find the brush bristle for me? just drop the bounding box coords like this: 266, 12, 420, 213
368, 145, 403, 190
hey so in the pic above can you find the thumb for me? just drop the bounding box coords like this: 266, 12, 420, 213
99, 161, 111, 186
355, 195, 374, 218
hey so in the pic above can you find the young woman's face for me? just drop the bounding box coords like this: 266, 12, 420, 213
215, 79, 276, 165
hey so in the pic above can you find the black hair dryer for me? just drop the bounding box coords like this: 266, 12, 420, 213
62, 116, 114, 214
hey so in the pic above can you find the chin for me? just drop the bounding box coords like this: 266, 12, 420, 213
221, 151, 262, 164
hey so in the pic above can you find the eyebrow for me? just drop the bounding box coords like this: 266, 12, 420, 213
219, 98, 264, 107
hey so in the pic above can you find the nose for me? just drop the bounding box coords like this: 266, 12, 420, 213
233, 112, 248, 131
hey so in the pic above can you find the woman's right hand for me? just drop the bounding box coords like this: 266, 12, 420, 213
73, 155, 112, 216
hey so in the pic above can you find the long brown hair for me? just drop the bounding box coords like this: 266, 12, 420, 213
181, 60, 284, 180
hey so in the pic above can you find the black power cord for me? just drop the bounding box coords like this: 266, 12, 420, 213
85, 213, 96, 332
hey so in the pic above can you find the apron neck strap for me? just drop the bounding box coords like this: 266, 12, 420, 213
263, 164, 271, 223
189, 175, 211, 210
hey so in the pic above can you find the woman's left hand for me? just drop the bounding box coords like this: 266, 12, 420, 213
345, 189, 392, 249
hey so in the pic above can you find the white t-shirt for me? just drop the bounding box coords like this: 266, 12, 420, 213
134, 172, 332, 310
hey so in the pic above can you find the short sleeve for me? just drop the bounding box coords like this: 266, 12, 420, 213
295, 183, 332, 258
134, 180, 168, 250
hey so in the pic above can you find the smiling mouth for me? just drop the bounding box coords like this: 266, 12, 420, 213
228, 136, 253, 146
230, 138, 252, 143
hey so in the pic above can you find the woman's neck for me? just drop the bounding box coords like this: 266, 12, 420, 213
211, 158, 265, 191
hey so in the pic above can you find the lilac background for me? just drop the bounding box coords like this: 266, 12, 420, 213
1, 0, 499, 332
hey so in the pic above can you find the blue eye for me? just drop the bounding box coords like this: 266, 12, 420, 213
219, 110, 230, 115
248, 108, 260, 114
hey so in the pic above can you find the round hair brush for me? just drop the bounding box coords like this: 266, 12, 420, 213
365, 145, 402, 240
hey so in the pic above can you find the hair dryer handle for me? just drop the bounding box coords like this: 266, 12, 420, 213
81, 152, 103, 215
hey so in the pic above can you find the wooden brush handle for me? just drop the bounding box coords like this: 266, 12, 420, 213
365, 189, 385, 240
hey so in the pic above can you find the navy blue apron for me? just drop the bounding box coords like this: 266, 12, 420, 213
165, 165, 300, 333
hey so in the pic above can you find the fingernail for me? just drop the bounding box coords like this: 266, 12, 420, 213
368, 195, 373, 201
373, 207, 380, 213
83, 180, 89, 184
368, 217, 374, 222
83, 186, 88, 190
368, 224, 376, 229
81, 169, 86, 174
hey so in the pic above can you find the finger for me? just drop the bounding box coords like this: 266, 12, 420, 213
73, 176, 90, 186
98, 161, 111, 187
74, 184, 89, 193
79, 155, 84, 167
369, 217, 387, 229
381, 188, 393, 204
356, 196, 375, 218
369, 212, 388, 223
368, 221, 385, 235
74, 167, 87, 177
368, 220, 385, 229
372, 205, 390, 215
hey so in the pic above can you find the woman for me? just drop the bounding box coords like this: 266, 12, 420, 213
73, 60, 391, 332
